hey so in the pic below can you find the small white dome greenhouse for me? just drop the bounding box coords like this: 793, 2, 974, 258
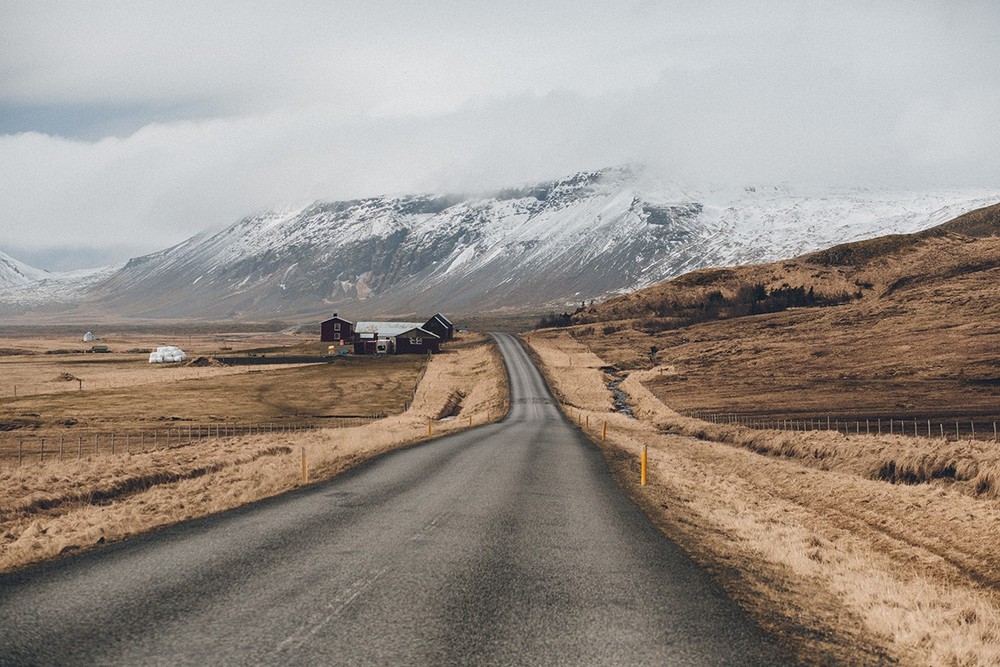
149, 346, 187, 363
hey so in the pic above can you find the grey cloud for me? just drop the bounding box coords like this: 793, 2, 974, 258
1, 1, 998, 268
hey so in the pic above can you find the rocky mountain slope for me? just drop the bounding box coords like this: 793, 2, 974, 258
2, 168, 997, 320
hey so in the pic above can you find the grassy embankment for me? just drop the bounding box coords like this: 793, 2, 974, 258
527, 329, 1000, 666
0, 333, 508, 572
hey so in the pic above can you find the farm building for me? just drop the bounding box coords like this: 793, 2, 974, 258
320, 314, 355, 343
422, 313, 454, 341
319, 312, 453, 354
352, 321, 441, 355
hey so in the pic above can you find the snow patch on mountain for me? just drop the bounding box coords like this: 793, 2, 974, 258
0, 250, 48, 289
1, 167, 997, 319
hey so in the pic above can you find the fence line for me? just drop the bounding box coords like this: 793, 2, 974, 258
402, 351, 433, 412
685, 411, 1000, 443
0, 415, 388, 467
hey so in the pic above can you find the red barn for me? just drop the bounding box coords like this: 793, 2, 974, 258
320, 314, 354, 343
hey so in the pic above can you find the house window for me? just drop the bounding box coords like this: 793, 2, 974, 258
334, 323, 341, 331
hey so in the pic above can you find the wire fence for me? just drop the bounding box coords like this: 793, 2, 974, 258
687, 412, 1000, 443
0, 415, 388, 467
402, 351, 433, 411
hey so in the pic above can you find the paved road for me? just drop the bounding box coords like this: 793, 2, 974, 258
0, 333, 789, 665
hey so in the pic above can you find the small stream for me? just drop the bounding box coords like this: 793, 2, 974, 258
601, 366, 635, 418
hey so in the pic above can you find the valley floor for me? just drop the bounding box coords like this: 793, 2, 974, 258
0, 334, 508, 573
528, 330, 1000, 666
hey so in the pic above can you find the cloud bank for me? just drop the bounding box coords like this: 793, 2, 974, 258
2, 1, 999, 268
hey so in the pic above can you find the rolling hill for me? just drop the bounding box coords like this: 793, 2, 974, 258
560, 202, 1000, 421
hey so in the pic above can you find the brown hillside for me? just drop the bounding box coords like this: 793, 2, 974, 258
562, 202, 1000, 421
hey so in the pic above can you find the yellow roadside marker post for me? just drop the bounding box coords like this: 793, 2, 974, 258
469, 414, 473, 428
585, 415, 589, 429
641, 445, 648, 486
301, 447, 308, 484
602, 420, 607, 442
428, 420, 433, 437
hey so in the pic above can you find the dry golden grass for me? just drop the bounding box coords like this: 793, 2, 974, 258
0, 331, 433, 464
0, 329, 333, 400
0, 334, 508, 573
528, 331, 1000, 666
0, 357, 425, 436
571, 226, 1000, 422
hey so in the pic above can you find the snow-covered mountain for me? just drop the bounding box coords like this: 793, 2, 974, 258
2, 167, 998, 320
0, 250, 47, 289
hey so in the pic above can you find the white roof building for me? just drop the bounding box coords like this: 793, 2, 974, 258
354, 322, 425, 338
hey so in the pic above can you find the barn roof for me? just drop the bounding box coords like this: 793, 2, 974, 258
321, 315, 354, 325
430, 313, 453, 326
396, 327, 440, 339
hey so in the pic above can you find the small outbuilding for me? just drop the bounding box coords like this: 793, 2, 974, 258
83, 331, 96, 342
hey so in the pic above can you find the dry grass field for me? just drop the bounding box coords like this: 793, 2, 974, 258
528, 331, 1000, 665
0, 332, 508, 573
0, 327, 324, 399
0, 329, 429, 461
1, 358, 424, 431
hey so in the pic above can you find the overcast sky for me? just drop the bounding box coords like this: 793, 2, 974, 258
2, 1, 999, 270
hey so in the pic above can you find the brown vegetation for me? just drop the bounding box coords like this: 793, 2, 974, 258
568, 201, 1000, 422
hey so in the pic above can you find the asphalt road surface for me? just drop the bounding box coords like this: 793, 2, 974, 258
0, 333, 790, 665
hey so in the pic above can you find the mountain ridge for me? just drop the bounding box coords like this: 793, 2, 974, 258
1, 168, 997, 320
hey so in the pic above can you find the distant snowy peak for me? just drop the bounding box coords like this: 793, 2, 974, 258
1, 166, 998, 319
0, 250, 47, 288
0, 260, 121, 309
